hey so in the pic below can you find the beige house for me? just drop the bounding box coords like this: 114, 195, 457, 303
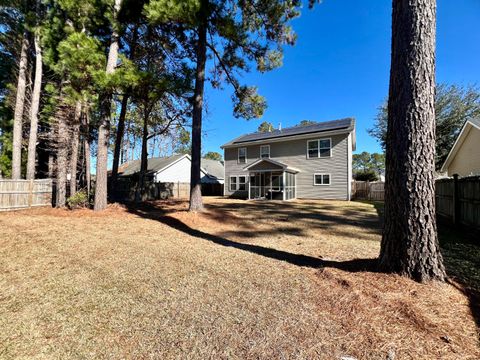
441, 118, 480, 177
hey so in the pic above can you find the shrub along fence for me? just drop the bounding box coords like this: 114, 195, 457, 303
0, 179, 53, 211
435, 175, 480, 231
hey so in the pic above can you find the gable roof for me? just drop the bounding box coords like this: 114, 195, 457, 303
243, 158, 300, 173
221, 118, 355, 148
116, 154, 225, 180
441, 118, 480, 172
201, 158, 224, 180
120, 154, 187, 176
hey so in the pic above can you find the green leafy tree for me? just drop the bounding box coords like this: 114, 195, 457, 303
354, 170, 378, 182
369, 83, 480, 170
204, 151, 222, 161
257, 121, 273, 133
146, 0, 305, 211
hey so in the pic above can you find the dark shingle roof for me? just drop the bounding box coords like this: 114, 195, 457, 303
222, 118, 355, 147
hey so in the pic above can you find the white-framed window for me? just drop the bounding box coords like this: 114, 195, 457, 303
230, 175, 247, 191
238, 147, 247, 164
260, 145, 270, 159
230, 176, 237, 191
307, 138, 331, 158
314, 173, 331, 186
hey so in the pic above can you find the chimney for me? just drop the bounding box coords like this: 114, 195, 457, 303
278, 122, 282, 131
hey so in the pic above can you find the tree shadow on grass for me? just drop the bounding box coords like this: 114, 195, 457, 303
126, 203, 378, 273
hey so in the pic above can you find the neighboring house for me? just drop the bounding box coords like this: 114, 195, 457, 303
221, 118, 356, 200
116, 154, 224, 184
441, 118, 480, 177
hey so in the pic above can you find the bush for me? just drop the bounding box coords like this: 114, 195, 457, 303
354, 170, 379, 182
66, 190, 90, 209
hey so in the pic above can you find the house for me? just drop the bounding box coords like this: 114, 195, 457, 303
440, 118, 480, 177
116, 154, 224, 184
221, 118, 356, 200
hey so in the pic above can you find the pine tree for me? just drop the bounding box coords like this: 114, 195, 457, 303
380, 0, 446, 281
146, 0, 302, 211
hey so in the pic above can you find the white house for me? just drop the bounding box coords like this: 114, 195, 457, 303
116, 154, 224, 184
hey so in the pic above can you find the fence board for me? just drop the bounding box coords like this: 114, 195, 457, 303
0, 179, 53, 211
352, 181, 384, 201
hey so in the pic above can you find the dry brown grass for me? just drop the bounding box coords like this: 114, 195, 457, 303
0, 197, 478, 359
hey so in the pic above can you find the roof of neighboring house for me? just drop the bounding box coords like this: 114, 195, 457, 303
221, 118, 355, 148
116, 154, 224, 180
201, 158, 224, 180
119, 154, 187, 176
440, 118, 480, 172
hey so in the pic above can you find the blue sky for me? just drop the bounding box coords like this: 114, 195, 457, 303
201, 0, 480, 156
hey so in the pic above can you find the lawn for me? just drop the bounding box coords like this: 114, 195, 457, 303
0, 198, 478, 359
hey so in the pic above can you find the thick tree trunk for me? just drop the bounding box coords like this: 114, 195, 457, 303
69, 102, 82, 196
94, 0, 122, 211
110, 92, 129, 192
189, 12, 207, 212
11, 31, 29, 179
56, 106, 69, 208
26, 31, 42, 180
136, 108, 149, 204
379, 0, 446, 282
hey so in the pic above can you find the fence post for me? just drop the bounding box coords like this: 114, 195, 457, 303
452, 174, 460, 227
177, 181, 180, 198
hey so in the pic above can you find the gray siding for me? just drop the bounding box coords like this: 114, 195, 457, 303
224, 133, 350, 200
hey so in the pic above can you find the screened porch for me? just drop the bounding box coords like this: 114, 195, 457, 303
244, 158, 298, 201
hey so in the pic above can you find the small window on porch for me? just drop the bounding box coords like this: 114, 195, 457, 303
314, 173, 331, 185
260, 145, 270, 159
238, 148, 247, 164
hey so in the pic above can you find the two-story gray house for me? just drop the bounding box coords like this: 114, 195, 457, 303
221, 118, 356, 200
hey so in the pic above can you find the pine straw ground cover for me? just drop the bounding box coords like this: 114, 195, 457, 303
0, 198, 478, 359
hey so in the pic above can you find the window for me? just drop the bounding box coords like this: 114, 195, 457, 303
319, 139, 331, 157
230, 176, 237, 191
230, 175, 247, 191
238, 176, 247, 191
260, 145, 270, 158
238, 147, 247, 163
307, 140, 319, 159
307, 138, 331, 158
314, 173, 331, 185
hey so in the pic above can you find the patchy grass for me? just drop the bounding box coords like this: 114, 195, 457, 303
0, 198, 478, 359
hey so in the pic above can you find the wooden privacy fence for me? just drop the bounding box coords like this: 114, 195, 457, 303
435, 175, 480, 230
112, 180, 224, 202
0, 179, 53, 211
352, 181, 385, 201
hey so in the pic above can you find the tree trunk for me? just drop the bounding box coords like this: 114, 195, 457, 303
189, 10, 207, 212
94, 0, 122, 211
379, 0, 445, 282
26, 30, 42, 180
110, 92, 129, 192
11, 31, 29, 179
84, 110, 91, 197
48, 153, 54, 178
69, 102, 81, 196
56, 106, 69, 208
136, 107, 149, 204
